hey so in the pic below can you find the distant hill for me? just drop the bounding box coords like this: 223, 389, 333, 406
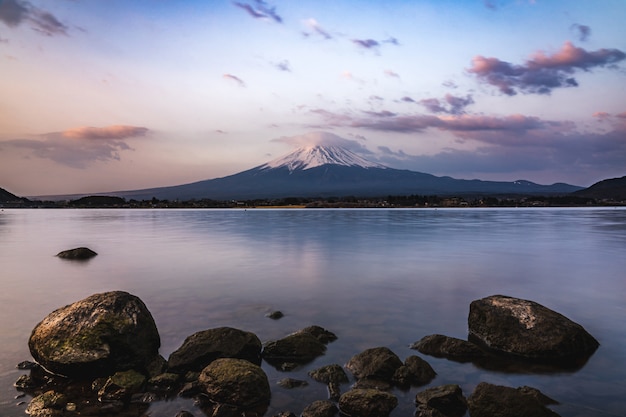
573, 176, 626, 201
0, 187, 28, 203
102, 145, 582, 201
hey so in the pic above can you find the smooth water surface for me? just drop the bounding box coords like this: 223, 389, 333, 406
1, 208, 625, 416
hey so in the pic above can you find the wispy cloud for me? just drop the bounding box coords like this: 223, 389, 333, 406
0, 0, 68, 36
62, 125, 149, 140
570, 23, 591, 42
384, 69, 400, 78
303, 18, 332, 39
233, 0, 282, 23
272, 131, 373, 154
468, 41, 626, 95
419, 94, 474, 115
223, 73, 246, 87
2, 124, 149, 168
274, 59, 291, 72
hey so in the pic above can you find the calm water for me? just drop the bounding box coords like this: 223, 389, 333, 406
1, 208, 625, 417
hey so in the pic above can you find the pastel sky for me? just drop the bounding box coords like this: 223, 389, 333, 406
1, 0, 625, 196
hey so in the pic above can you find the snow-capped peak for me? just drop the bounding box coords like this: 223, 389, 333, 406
260, 145, 387, 171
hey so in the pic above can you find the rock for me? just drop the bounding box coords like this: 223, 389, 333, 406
308, 364, 349, 384
198, 358, 270, 409
295, 325, 338, 344
345, 347, 403, 382
175, 411, 195, 417
392, 355, 436, 387
302, 399, 338, 417
28, 291, 161, 378
56, 247, 97, 260
147, 372, 181, 393
98, 370, 146, 403
467, 382, 561, 417
468, 295, 599, 361
415, 384, 467, 417
262, 332, 327, 367
411, 334, 486, 361
167, 327, 261, 373
277, 378, 309, 388
26, 390, 68, 417
309, 364, 349, 400
267, 311, 284, 319
338, 389, 397, 417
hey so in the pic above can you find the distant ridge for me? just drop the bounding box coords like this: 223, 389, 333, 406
87, 144, 582, 201
573, 176, 626, 201
0, 187, 27, 203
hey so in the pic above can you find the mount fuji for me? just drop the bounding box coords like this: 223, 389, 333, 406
105, 144, 582, 201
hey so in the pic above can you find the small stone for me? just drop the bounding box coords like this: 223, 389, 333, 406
277, 378, 309, 389
339, 389, 397, 417
301, 399, 338, 417
267, 311, 284, 319
56, 247, 98, 260
415, 384, 467, 417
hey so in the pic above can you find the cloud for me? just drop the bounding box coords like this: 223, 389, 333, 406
233, 0, 282, 23
352, 38, 379, 49
311, 107, 555, 136
62, 125, 149, 140
468, 41, 626, 95
274, 60, 291, 72
384, 69, 400, 78
303, 18, 332, 39
419, 94, 474, 115
0, 0, 68, 36
272, 131, 373, 154
223, 73, 246, 87
1, 124, 150, 168
571, 23, 591, 42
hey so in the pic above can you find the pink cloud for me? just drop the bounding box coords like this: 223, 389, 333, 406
223, 73, 246, 87
468, 41, 625, 95
62, 125, 149, 140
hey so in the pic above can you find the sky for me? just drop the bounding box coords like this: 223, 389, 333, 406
1, 0, 625, 196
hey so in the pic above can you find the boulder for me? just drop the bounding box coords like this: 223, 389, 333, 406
167, 327, 261, 373
308, 364, 349, 384
262, 332, 326, 367
302, 399, 338, 417
415, 384, 467, 417
345, 347, 402, 382
392, 355, 436, 387
28, 291, 160, 378
467, 382, 560, 417
338, 389, 397, 417
468, 295, 599, 361
26, 390, 68, 417
295, 325, 338, 344
198, 358, 270, 409
411, 334, 486, 361
56, 247, 97, 260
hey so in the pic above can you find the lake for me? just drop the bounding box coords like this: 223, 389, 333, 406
1, 208, 625, 416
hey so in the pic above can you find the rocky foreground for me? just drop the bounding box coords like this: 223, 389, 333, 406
15, 290, 598, 417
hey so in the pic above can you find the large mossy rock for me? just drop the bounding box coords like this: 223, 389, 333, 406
338, 389, 398, 417
467, 382, 560, 417
28, 291, 160, 378
167, 327, 261, 373
198, 358, 270, 409
262, 327, 331, 368
468, 295, 599, 361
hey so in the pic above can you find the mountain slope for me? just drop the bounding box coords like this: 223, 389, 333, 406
573, 176, 626, 201
108, 145, 582, 201
0, 187, 26, 203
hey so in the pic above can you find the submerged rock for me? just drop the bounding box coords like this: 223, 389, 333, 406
167, 327, 262, 373
301, 399, 338, 417
467, 382, 560, 417
198, 358, 270, 409
468, 295, 599, 362
56, 247, 97, 260
411, 334, 486, 361
28, 291, 161, 378
26, 390, 68, 417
